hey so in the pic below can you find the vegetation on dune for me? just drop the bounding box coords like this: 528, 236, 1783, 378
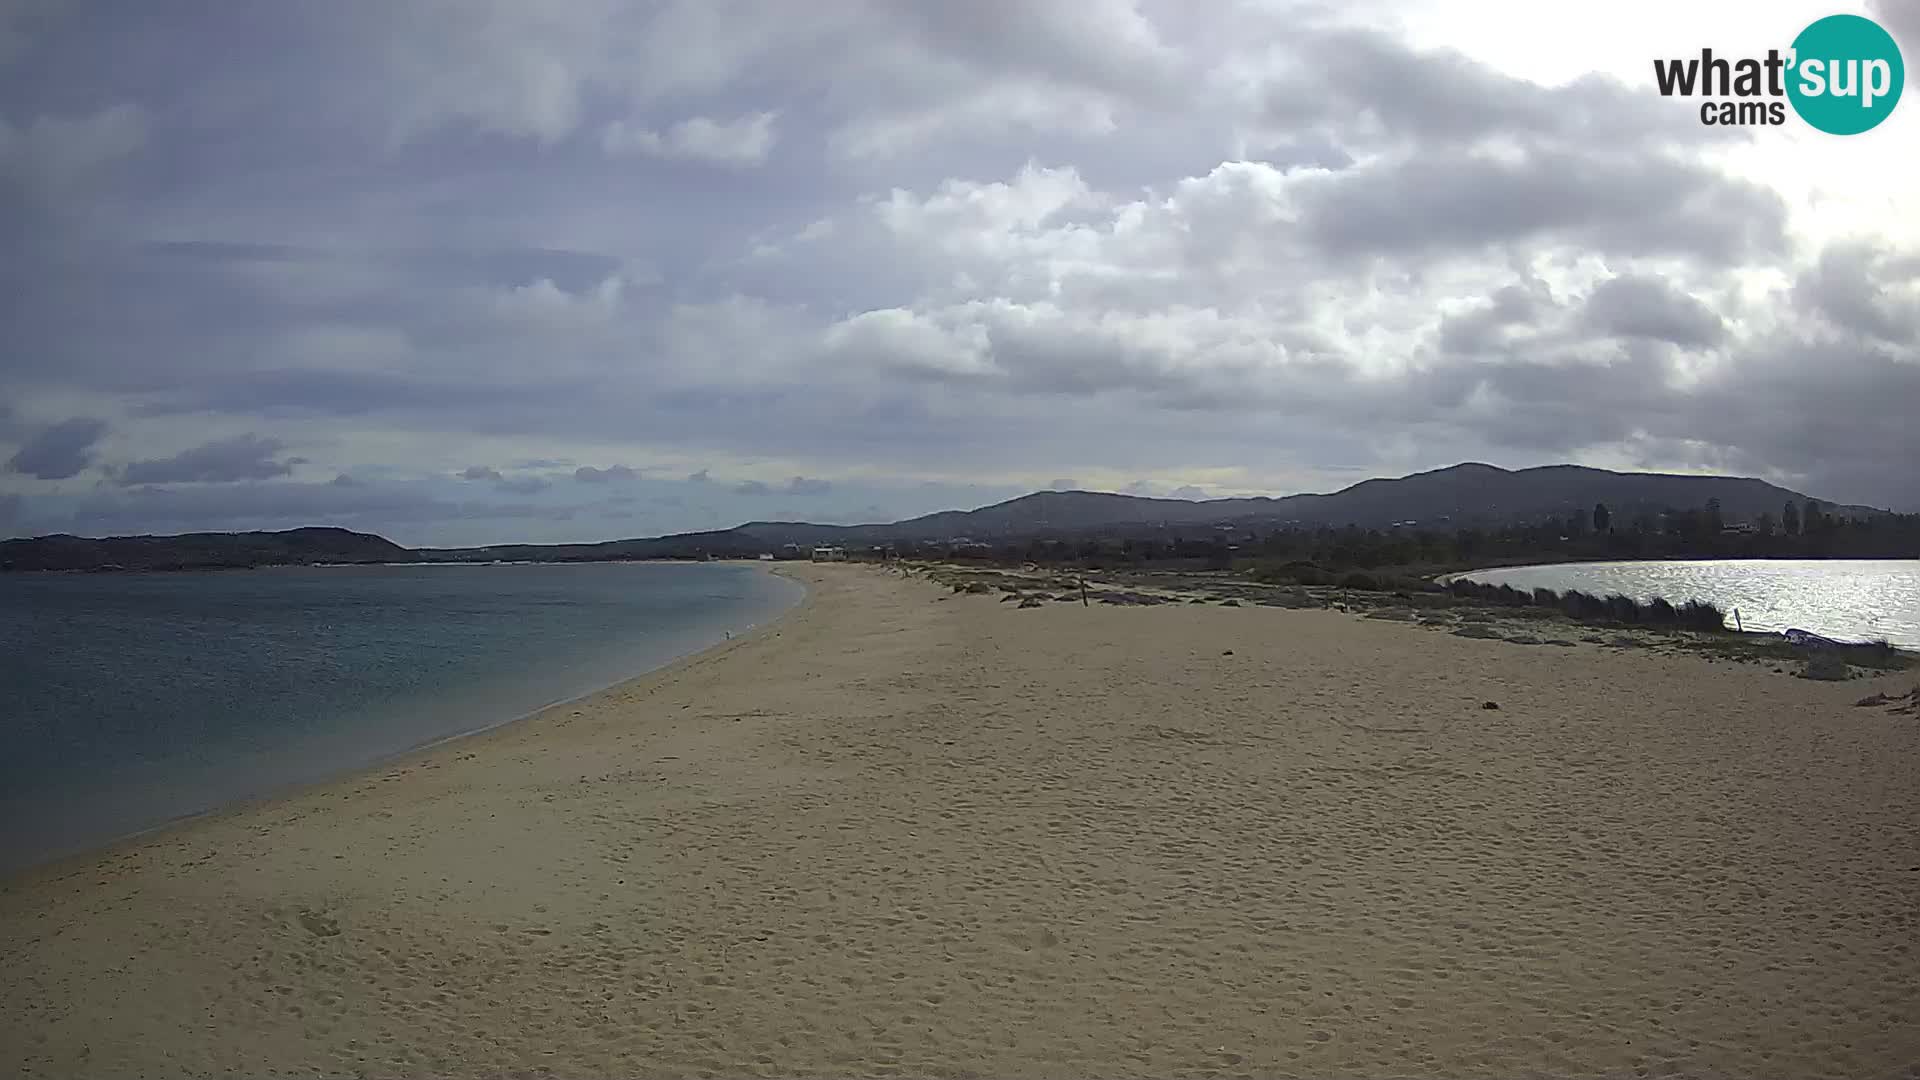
1441, 578, 1729, 632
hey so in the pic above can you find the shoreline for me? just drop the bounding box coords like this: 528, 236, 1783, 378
0, 562, 810, 887
5, 563, 1916, 1078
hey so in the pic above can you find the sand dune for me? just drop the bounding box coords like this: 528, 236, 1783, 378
4, 564, 1917, 1078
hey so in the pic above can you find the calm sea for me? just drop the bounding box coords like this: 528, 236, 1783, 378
1456, 559, 1920, 647
0, 562, 803, 875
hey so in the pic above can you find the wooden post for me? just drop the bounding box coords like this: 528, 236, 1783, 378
1080, 576, 1088, 607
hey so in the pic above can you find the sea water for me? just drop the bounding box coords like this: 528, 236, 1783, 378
0, 562, 803, 874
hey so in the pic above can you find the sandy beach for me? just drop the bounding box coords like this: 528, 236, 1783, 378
4, 563, 1917, 1079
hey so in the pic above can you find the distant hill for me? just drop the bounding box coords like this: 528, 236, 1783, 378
707, 463, 1875, 548
3, 464, 1883, 571
0, 526, 412, 572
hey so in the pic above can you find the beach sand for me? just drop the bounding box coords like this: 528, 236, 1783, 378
4, 564, 1917, 1078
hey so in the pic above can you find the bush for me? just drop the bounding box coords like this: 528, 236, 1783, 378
1677, 599, 1727, 632
1604, 593, 1641, 622
1560, 590, 1606, 620
1340, 572, 1378, 590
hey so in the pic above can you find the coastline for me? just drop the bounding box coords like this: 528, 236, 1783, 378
0, 560, 809, 883
5, 562, 1916, 1078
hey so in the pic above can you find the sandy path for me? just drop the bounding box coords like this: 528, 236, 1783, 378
3, 564, 1917, 1078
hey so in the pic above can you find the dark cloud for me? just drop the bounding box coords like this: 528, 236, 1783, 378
1047, 477, 1078, 490
1793, 244, 1919, 345
460, 465, 503, 482
5, 416, 109, 479
1296, 147, 1786, 263
1259, 26, 1707, 153
1439, 282, 1552, 355
733, 479, 772, 496
1580, 275, 1726, 348
118, 433, 294, 485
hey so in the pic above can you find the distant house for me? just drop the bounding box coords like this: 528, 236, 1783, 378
810, 546, 847, 562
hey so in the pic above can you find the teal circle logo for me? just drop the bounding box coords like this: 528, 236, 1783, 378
1787, 14, 1904, 134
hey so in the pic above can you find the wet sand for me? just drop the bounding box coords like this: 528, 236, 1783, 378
3, 563, 1917, 1078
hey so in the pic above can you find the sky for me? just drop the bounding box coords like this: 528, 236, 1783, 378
3, 0, 1917, 546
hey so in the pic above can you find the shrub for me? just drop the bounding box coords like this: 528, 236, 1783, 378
1559, 589, 1603, 620
1340, 572, 1378, 590
1604, 593, 1641, 622
1677, 599, 1727, 632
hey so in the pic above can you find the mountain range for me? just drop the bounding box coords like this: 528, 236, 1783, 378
2, 463, 1880, 572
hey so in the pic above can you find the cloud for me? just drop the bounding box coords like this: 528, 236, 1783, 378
459, 463, 549, 494
3, 0, 1918, 544
493, 474, 550, 494
601, 112, 778, 166
117, 433, 296, 485
6, 416, 109, 479
1439, 281, 1552, 355
574, 464, 638, 483
1868, 0, 1920, 56
734, 475, 833, 496
0, 103, 147, 198
1580, 274, 1726, 348
1793, 243, 1920, 345
1047, 478, 1078, 490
